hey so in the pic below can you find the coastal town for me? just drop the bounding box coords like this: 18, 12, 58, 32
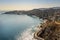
1, 7, 60, 40
34, 11, 60, 40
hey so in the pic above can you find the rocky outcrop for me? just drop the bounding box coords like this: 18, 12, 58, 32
34, 19, 60, 40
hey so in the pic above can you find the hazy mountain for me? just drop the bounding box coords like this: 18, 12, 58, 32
3, 7, 60, 19
38, 7, 60, 10
52, 7, 60, 9
39, 8, 49, 10
0, 11, 7, 14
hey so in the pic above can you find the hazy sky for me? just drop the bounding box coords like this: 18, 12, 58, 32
0, 0, 60, 10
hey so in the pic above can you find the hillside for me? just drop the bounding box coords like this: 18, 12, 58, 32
3, 7, 60, 19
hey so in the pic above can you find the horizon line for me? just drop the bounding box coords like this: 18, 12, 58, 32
0, 6, 60, 11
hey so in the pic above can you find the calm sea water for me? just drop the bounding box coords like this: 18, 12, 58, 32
0, 14, 43, 40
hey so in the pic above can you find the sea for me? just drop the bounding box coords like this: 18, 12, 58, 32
0, 14, 43, 40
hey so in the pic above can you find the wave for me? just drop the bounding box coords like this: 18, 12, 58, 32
16, 25, 38, 40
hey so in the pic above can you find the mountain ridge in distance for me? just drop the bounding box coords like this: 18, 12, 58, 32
38, 7, 60, 10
